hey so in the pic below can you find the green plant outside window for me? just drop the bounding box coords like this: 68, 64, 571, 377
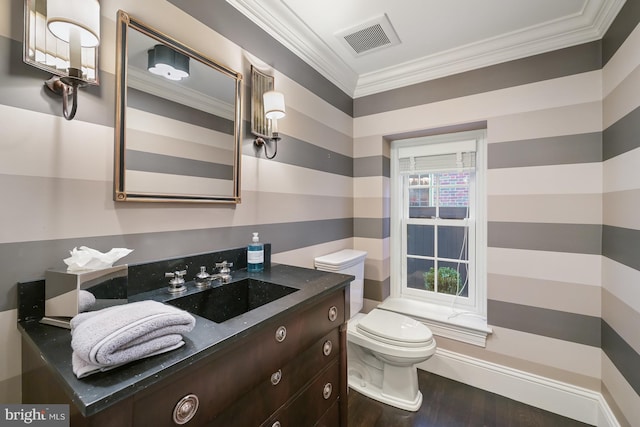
423, 267, 460, 295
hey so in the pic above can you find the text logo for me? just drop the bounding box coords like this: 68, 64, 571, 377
0, 405, 68, 426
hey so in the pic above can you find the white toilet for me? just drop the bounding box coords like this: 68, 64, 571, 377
314, 250, 436, 411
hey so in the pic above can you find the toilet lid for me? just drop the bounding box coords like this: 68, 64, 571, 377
356, 309, 433, 347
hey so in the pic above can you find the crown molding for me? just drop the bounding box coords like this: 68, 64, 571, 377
227, 0, 626, 99
128, 67, 235, 120
227, 0, 358, 95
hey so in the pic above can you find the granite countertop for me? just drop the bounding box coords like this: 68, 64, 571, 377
18, 264, 352, 417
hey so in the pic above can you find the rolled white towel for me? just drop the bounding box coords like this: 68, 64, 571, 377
78, 290, 96, 312
70, 300, 195, 378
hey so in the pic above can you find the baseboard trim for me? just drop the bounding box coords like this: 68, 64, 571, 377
417, 348, 620, 427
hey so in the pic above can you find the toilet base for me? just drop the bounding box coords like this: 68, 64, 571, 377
348, 375, 423, 412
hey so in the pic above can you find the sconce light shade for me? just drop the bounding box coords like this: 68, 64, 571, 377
263, 91, 286, 120
39, 0, 101, 121
148, 45, 190, 81
47, 0, 101, 47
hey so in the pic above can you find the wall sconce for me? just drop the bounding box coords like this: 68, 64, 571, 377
23, 0, 101, 121
251, 66, 286, 159
147, 45, 190, 81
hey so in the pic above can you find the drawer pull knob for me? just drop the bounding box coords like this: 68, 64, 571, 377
272, 422, 281, 427
275, 326, 287, 342
323, 340, 333, 356
271, 369, 282, 386
328, 306, 338, 322
323, 382, 333, 400
173, 394, 199, 425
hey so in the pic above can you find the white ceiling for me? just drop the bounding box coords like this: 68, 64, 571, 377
227, 0, 625, 98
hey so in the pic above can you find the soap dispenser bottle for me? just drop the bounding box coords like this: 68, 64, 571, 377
247, 232, 264, 272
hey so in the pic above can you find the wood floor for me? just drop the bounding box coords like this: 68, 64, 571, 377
347, 370, 594, 427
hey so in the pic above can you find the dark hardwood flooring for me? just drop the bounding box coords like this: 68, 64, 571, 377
347, 370, 594, 427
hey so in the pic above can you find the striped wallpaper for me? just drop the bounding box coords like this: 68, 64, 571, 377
351, 2, 640, 424
1, 0, 639, 425
0, 0, 354, 403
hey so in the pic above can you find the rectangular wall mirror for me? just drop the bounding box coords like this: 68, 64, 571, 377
114, 11, 242, 203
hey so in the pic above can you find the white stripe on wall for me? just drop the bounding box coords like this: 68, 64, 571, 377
487, 248, 601, 287
487, 163, 602, 195
602, 257, 640, 315
486, 326, 601, 380
602, 354, 640, 426
488, 194, 602, 224
354, 71, 601, 139
487, 102, 602, 144
488, 273, 601, 317
603, 147, 640, 192
0, 105, 113, 181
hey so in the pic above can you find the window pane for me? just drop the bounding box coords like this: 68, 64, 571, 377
409, 174, 434, 218
407, 258, 434, 290
436, 171, 470, 219
437, 226, 468, 260
407, 224, 434, 257
438, 261, 468, 297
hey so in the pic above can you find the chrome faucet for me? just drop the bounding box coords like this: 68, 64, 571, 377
194, 266, 212, 289
192, 262, 233, 288
212, 261, 233, 283
165, 270, 187, 293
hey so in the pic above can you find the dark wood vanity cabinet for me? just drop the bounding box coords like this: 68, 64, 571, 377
22, 287, 348, 427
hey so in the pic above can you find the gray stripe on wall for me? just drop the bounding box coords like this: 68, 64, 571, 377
0, 218, 352, 312
603, 0, 640, 65
602, 320, 640, 395
354, 218, 390, 239
603, 105, 640, 160
488, 133, 602, 169
242, 124, 353, 177
354, 156, 391, 178
364, 278, 390, 302
168, 0, 352, 116
128, 88, 234, 134
126, 149, 233, 180
0, 35, 114, 127
354, 41, 601, 117
488, 299, 601, 347
602, 225, 640, 271
488, 222, 602, 254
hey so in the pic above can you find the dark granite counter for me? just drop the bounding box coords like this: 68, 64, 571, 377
18, 264, 352, 417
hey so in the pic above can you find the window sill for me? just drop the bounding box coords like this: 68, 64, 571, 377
377, 297, 492, 347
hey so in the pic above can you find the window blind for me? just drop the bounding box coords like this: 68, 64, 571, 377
399, 151, 476, 174
398, 139, 476, 174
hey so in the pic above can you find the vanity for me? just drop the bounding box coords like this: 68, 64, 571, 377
19, 249, 352, 426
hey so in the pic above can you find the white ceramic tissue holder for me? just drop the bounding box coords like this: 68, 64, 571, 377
41, 247, 132, 329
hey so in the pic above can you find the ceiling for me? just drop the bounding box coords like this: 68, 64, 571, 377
226, 0, 625, 98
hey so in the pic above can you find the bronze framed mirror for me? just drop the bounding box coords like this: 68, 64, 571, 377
114, 11, 242, 203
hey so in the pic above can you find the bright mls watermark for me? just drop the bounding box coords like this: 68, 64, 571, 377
0, 405, 68, 426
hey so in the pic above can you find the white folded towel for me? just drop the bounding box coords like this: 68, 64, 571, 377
70, 300, 195, 378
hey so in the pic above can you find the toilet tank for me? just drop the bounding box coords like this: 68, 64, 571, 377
314, 250, 367, 318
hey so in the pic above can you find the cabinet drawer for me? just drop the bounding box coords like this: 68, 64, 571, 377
209, 328, 340, 427
132, 290, 345, 426
262, 358, 340, 427
315, 400, 340, 427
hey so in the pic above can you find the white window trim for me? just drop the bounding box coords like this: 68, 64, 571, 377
389, 130, 492, 347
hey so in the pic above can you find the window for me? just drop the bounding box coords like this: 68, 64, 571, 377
389, 130, 490, 346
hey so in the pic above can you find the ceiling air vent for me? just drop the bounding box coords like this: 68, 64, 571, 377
337, 14, 400, 57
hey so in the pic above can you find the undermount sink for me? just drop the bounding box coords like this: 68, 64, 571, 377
166, 278, 298, 323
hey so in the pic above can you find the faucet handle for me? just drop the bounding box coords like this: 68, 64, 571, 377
166, 270, 187, 293
215, 261, 233, 270
194, 266, 211, 289
166, 270, 187, 281
195, 266, 209, 279
214, 261, 233, 283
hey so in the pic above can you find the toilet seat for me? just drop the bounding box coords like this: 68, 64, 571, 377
355, 309, 434, 348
